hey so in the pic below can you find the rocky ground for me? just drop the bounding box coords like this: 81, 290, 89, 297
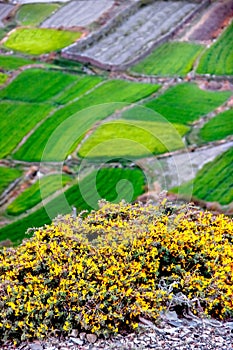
2, 314, 233, 350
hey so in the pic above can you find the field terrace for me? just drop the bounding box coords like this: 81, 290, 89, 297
63, 0, 200, 69
41, 0, 115, 28
0, 3, 14, 28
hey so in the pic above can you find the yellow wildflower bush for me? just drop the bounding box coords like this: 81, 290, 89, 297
0, 200, 233, 344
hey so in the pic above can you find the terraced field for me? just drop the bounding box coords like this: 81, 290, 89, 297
54, 75, 104, 105
0, 73, 7, 85
172, 148, 233, 205
0, 55, 35, 71
13, 80, 160, 161
197, 22, 233, 75
145, 83, 232, 125
0, 3, 13, 27
131, 42, 203, 76
0, 101, 53, 158
65, 1, 198, 67
0, 166, 22, 196
78, 119, 189, 159
0, 167, 145, 243
16, 3, 61, 26
198, 108, 233, 143
41, 0, 114, 28
4, 28, 81, 55
0, 68, 78, 102
0, 1, 232, 246
6, 174, 72, 216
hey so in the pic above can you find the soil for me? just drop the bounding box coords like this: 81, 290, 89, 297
184, 0, 233, 42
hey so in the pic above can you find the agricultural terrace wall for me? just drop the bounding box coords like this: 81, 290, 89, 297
63, 0, 145, 53
195, 74, 233, 83
62, 0, 210, 71
0, 177, 22, 207
0, 3, 14, 27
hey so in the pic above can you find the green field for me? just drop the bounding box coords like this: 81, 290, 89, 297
78, 119, 189, 159
0, 73, 7, 85
0, 167, 145, 243
16, 3, 60, 26
4, 28, 81, 55
145, 83, 232, 125
0, 68, 77, 102
198, 108, 233, 143
52, 56, 84, 73
54, 75, 104, 104
13, 80, 160, 162
0, 55, 36, 71
6, 174, 72, 216
0, 28, 6, 41
0, 167, 22, 196
131, 42, 203, 76
172, 148, 233, 205
197, 22, 233, 75
0, 101, 53, 158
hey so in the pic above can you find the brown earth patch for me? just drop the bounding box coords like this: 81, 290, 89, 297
187, 0, 233, 42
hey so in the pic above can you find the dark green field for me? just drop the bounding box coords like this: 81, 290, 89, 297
0, 55, 35, 71
54, 75, 104, 104
0, 167, 22, 196
0, 167, 145, 243
13, 80, 160, 162
0, 101, 53, 158
6, 174, 72, 216
172, 148, 233, 205
197, 22, 233, 75
145, 83, 231, 125
198, 108, 233, 143
0, 68, 77, 102
131, 42, 203, 76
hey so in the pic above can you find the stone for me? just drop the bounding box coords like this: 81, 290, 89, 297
79, 332, 86, 340
29, 343, 43, 350
185, 337, 194, 344
70, 328, 78, 337
215, 336, 224, 343
70, 337, 84, 346
86, 333, 97, 343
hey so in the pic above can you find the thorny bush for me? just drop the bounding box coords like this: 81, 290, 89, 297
0, 200, 233, 344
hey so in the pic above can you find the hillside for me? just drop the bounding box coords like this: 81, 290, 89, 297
0, 1, 233, 348
0, 0, 232, 243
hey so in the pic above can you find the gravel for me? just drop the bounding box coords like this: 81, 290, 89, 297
2, 316, 233, 350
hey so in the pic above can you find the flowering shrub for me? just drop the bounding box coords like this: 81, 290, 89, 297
0, 200, 233, 344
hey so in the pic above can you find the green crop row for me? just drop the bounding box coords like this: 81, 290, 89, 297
0, 68, 77, 103
145, 83, 231, 125
0, 101, 53, 159
0, 72, 7, 85
13, 80, 160, 162
0, 166, 22, 196
54, 75, 104, 105
78, 119, 189, 159
172, 148, 233, 205
6, 174, 72, 216
198, 108, 233, 143
197, 22, 233, 75
131, 41, 203, 77
0, 55, 35, 71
